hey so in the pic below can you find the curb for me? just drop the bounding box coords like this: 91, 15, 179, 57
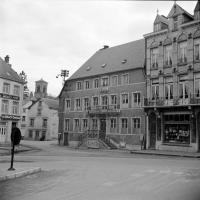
130, 151, 200, 158
0, 167, 42, 182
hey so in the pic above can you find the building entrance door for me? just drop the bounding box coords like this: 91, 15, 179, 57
149, 113, 156, 149
99, 119, 106, 140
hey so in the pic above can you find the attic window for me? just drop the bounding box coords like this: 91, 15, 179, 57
101, 64, 106, 68
121, 59, 127, 64
86, 66, 91, 71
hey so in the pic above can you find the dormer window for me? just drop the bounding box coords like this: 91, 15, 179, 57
173, 16, 178, 31
154, 23, 160, 32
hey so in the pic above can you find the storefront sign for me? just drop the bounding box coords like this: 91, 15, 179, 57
0, 93, 20, 100
1, 114, 21, 120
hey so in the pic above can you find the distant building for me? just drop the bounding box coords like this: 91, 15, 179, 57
144, 1, 200, 152
22, 79, 59, 141
59, 40, 146, 150
0, 56, 24, 143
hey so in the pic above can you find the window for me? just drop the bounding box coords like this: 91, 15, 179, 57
13, 85, 20, 96
83, 98, 89, 110
110, 118, 117, 129
173, 16, 178, 31
194, 39, 200, 61
37, 108, 42, 116
110, 95, 117, 108
121, 118, 128, 134
165, 77, 173, 100
133, 92, 141, 107
30, 118, 34, 127
164, 45, 172, 66
65, 99, 71, 110
150, 48, 158, 69
93, 96, 99, 107
82, 119, 88, 130
43, 86, 46, 93
92, 119, 98, 130
65, 119, 70, 131
122, 74, 129, 85
75, 98, 81, 110
36, 85, 40, 93
74, 119, 80, 130
3, 83, 10, 94
101, 96, 108, 109
94, 79, 99, 88
22, 116, 26, 122
121, 93, 129, 108
85, 81, 90, 89
12, 101, 19, 114
111, 75, 118, 86
178, 42, 187, 64
1, 100, 9, 113
76, 82, 82, 90
133, 118, 140, 129
151, 79, 159, 100
179, 76, 189, 99
195, 73, 200, 97
154, 23, 160, 32
42, 119, 47, 127
101, 77, 109, 87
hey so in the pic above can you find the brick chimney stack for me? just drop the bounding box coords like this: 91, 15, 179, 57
4, 55, 10, 64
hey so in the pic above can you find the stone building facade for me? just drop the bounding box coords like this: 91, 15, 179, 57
144, 2, 200, 152
59, 40, 146, 150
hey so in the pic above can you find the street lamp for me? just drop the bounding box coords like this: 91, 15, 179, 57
56, 69, 69, 86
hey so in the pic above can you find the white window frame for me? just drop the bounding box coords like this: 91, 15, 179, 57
3, 82, 10, 94
83, 97, 90, 111
111, 75, 118, 86
94, 78, 99, 89
164, 45, 172, 66
132, 92, 141, 107
110, 117, 117, 130
101, 76, 109, 87
12, 101, 19, 115
120, 117, 128, 134
65, 118, 70, 131
92, 96, 99, 107
131, 117, 141, 134
120, 93, 129, 109
75, 98, 81, 111
178, 41, 187, 64
82, 118, 88, 131
65, 98, 71, 111
84, 80, 90, 90
13, 85, 20, 96
195, 73, 200, 97
101, 95, 109, 109
150, 47, 158, 69
121, 73, 129, 85
92, 118, 98, 130
73, 118, 80, 131
76, 81, 82, 90
1, 100, 9, 114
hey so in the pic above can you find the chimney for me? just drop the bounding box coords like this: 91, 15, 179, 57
4, 55, 10, 64
100, 45, 109, 51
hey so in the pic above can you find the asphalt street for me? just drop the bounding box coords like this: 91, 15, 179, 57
0, 140, 200, 200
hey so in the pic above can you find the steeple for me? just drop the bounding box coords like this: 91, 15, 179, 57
194, 0, 200, 20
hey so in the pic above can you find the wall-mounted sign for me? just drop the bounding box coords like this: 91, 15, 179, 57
1, 114, 21, 120
0, 93, 20, 100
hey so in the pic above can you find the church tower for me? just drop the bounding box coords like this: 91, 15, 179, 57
194, 0, 200, 20
34, 78, 48, 99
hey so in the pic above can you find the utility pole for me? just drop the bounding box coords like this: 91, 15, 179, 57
56, 69, 69, 86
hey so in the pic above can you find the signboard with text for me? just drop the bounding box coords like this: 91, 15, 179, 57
1, 114, 21, 120
0, 93, 20, 100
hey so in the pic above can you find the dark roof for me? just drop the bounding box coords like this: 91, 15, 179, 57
168, 3, 193, 19
154, 14, 169, 25
0, 57, 23, 84
35, 78, 48, 83
68, 39, 145, 80
43, 98, 59, 110
194, 1, 200, 12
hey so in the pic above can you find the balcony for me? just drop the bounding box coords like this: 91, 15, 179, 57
87, 105, 120, 116
144, 95, 200, 107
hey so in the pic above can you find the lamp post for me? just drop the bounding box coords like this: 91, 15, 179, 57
56, 69, 69, 86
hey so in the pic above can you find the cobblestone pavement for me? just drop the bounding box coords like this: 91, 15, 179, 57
0, 141, 200, 200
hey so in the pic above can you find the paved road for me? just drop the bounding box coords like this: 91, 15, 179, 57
1, 141, 200, 200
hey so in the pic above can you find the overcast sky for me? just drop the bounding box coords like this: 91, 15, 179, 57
1, 0, 197, 97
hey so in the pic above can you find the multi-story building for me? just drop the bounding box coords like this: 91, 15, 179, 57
144, 1, 200, 152
0, 56, 24, 143
59, 39, 146, 150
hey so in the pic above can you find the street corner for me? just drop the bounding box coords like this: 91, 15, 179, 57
0, 167, 42, 182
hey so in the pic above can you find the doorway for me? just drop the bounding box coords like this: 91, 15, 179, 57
99, 119, 106, 140
149, 112, 156, 149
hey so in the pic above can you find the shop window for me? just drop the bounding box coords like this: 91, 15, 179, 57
163, 114, 190, 144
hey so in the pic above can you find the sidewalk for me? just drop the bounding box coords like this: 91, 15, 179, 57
130, 149, 200, 158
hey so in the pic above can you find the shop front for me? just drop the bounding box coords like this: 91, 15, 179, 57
147, 108, 198, 152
